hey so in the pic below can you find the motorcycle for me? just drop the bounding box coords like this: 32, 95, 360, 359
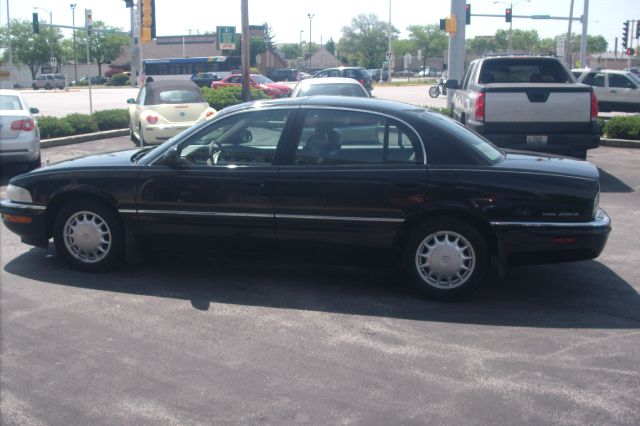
428, 75, 448, 98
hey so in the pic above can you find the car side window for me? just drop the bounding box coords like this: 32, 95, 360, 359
609, 74, 636, 89
461, 62, 476, 89
583, 73, 605, 87
177, 109, 292, 167
293, 109, 420, 166
315, 71, 328, 78
228, 76, 242, 84
328, 70, 341, 77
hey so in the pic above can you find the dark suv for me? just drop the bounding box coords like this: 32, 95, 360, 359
269, 69, 300, 82
312, 67, 373, 94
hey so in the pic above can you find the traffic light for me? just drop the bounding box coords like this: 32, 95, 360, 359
627, 48, 635, 56
124, 0, 133, 7
505, 8, 512, 23
622, 21, 629, 49
439, 16, 457, 34
440, 19, 446, 31
32, 13, 39, 34
465, 4, 471, 25
141, 0, 156, 43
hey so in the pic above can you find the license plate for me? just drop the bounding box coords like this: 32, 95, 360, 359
527, 135, 548, 145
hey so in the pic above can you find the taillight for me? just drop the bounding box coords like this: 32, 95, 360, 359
146, 115, 158, 124
10, 118, 35, 132
475, 93, 485, 122
590, 92, 598, 120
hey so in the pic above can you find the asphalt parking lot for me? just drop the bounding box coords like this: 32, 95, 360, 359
1, 140, 639, 425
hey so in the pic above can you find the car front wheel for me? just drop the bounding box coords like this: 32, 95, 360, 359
403, 219, 488, 300
53, 200, 123, 272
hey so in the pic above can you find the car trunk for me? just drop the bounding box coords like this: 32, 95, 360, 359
0, 111, 30, 140
147, 103, 207, 123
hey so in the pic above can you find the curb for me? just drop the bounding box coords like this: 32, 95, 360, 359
600, 138, 640, 149
41, 129, 129, 148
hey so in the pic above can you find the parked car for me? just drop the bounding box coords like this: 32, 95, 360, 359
291, 77, 370, 98
191, 72, 220, 87
76, 76, 109, 85
31, 74, 66, 90
1, 97, 611, 300
312, 67, 373, 95
367, 68, 389, 82
0, 90, 40, 170
210, 74, 292, 98
269, 68, 301, 82
127, 79, 217, 146
449, 56, 599, 159
572, 68, 640, 112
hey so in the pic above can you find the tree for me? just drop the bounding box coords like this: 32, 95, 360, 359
467, 36, 497, 56
72, 21, 129, 76
229, 36, 267, 66
263, 22, 276, 49
337, 14, 398, 68
586, 35, 607, 54
279, 43, 301, 59
325, 37, 336, 56
407, 24, 448, 60
0, 19, 64, 79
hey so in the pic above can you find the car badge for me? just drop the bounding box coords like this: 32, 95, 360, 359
179, 112, 186, 117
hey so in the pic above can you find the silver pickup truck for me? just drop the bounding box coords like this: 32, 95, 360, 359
448, 56, 600, 159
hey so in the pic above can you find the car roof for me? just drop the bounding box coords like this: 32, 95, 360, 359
297, 77, 364, 86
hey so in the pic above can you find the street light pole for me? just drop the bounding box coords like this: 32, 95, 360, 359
299, 30, 304, 59
70, 3, 78, 83
34, 7, 54, 70
388, 0, 392, 81
6, 0, 12, 67
307, 13, 314, 68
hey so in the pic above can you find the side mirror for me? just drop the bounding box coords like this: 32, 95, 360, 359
29, 107, 39, 114
163, 146, 180, 167
445, 79, 459, 89
126, 98, 136, 104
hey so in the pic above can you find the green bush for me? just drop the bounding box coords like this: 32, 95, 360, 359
94, 109, 129, 130
596, 117, 606, 136
65, 113, 99, 134
109, 73, 130, 86
427, 106, 452, 117
604, 115, 640, 140
201, 86, 268, 111
37, 116, 74, 139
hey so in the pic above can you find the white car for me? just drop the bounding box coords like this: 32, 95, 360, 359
573, 68, 640, 112
127, 80, 217, 146
0, 90, 41, 170
291, 77, 370, 98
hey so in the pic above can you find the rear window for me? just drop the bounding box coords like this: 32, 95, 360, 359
0, 95, 23, 111
158, 89, 203, 104
479, 59, 572, 84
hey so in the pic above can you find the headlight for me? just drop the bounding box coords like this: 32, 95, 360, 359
7, 184, 33, 203
593, 189, 600, 218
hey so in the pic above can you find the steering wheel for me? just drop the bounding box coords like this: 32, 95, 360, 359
208, 141, 225, 165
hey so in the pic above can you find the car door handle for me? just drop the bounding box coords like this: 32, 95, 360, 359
610, 90, 617, 93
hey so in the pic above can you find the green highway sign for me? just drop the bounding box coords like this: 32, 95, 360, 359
217, 26, 236, 50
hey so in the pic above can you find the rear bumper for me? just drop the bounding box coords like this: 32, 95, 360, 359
467, 120, 600, 156
491, 208, 611, 265
142, 122, 197, 144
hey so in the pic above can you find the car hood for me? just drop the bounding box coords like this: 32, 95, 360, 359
34, 149, 141, 172
266, 82, 291, 91
495, 151, 599, 181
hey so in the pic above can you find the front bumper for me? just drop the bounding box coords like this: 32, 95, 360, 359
0, 199, 49, 247
491, 208, 611, 265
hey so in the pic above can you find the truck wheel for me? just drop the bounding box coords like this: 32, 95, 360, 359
53, 200, 123, 272
403, 219, 489, 301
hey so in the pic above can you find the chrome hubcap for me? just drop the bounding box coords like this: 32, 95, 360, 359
63, 211, 111, 263
415, 231, 475, 289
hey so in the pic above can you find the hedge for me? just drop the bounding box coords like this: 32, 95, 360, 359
603, 115, 640, 140
201, 86, 268, 111
37, 109, 129, 139
108, 73, 130, 86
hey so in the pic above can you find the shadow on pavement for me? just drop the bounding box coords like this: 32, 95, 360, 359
598, 168, 634, 193
5, 246, 640, 330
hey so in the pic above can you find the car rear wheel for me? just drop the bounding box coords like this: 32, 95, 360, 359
45, 83, 52, 90
129, 123, 138, 144
32, 84, 39, 90
53, 200, 123, 272
403, 219, 488, 300
138, 125, 147, 146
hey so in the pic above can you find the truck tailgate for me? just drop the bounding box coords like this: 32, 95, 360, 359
484, 84, 591, 123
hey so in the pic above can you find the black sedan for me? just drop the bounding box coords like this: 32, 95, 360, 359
0, 97, 611, 300
190, 72, 221, 87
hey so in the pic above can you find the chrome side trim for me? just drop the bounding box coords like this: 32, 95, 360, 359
429, 167, 598, 182
276, 214, 405, 223
135, 209, 274, 219
118, 209, 137, 214
0, 200, 46, 211
491, 208, 610, 228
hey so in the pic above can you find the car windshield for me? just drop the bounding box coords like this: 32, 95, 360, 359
425, 112, 503, 163
627, 73, 640, 85
253, 75, 274, 84
298, 83, 367, 97
0, 95, 23, 110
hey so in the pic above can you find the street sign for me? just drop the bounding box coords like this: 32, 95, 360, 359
556, 36, 565, 57
217, 26, 236, 50
50, 57, 57, 67
531, 15, 551, 20
386, 51, 392, 61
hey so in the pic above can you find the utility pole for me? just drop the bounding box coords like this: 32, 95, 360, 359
307, 13, 314, 68
388, 0, 392, 82
446, 0, 466, 109
71, 4, 78, 83
579, 0, 589, 68
241, 0, 250, 102
566, 0, 574, 67
85, 9, 93, 115
7, 0, 12, 67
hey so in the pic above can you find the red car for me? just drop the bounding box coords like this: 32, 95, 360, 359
210, 74, 292, 98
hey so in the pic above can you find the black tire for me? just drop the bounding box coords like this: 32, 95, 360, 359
32, 84, 39, 90
403, 219, 489, 301
28, 155, 41, 171
129, 122, 138, 144
53, 200, 123, 272
45, 83, 52, 90
428, 86, 440, 98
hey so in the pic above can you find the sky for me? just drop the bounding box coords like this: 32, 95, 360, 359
0, 0, 637, 53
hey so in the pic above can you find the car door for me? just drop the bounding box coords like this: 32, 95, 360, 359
582, 72, 607, 103
132, 86, 146, 134
135, 108, 297, 248
607, 73, 638, 107
273, 107, 428, 252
